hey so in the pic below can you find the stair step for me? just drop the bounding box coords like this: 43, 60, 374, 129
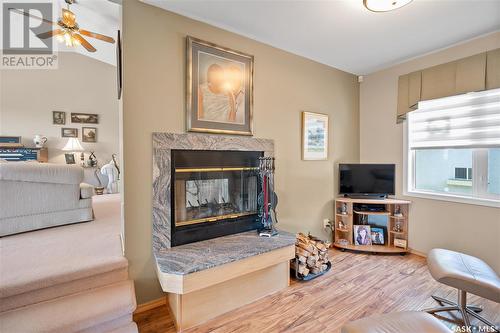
1, 232, 127, 297
0, 280, 137, 333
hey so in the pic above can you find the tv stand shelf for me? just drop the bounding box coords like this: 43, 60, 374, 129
352, 210, 390, 216
333, 197, 411, 254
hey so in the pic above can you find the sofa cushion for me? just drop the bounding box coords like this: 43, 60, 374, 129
0, 206, 93, 237
0, 162, 83, 185
80, 183, 95, 199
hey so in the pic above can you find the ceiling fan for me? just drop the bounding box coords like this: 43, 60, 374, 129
11, 0, 115, 53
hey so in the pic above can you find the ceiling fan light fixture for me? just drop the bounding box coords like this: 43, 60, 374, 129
13, 2, 113, 53
363, 0, 413, 12
58, 30, 78, 47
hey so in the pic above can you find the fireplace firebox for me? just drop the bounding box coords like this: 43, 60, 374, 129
171, 150, 263, 246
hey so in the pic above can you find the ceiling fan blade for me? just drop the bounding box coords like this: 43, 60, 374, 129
9, 7, 56, 25
37, 29, 64, 40
79, 29, 115, 44
73, 34, 96, 52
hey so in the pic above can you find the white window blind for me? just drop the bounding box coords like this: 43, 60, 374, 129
408, 88, 500, 149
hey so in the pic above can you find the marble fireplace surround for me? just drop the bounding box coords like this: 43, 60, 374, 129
152, 132, 274, 252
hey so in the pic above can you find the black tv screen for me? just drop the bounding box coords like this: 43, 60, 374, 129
339, 164, 395, 196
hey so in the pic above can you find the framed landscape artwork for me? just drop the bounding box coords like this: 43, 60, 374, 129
186, 36, 254, 136
302, 111, 329, 160
61, 128, 78, 138
82, 127, 97, 143
71, 113, 98, 124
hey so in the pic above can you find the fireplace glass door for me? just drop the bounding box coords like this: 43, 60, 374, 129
174, 167, 259, 227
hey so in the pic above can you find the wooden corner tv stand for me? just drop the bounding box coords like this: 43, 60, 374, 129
333, 197, 411, 254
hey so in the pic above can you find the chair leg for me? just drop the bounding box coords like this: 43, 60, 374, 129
431, 292, 483, 312
458, 290, 472, 328
429, 289, 496, 330
460, 307, 471, 328
466, 308, 499, 333
426, 305, 459, 314
432, 295, 455, 306
467, 305, 483, 313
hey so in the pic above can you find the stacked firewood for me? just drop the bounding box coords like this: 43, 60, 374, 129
295, 233, 331, 277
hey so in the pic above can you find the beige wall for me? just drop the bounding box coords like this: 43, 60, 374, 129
360, 32, 500, 271
123, 0, 359, 303
0, 52, 119, 182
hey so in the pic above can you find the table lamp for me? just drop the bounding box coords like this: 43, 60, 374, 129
62, 137, 84, 165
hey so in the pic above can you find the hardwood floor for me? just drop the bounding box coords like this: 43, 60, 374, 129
134, 249, 500, 332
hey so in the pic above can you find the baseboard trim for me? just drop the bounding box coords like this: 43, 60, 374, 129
134, 297, 167, 314
409, 248, 426, 258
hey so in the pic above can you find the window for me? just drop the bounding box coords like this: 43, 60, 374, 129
405, 88, 500, 207
454, 167, 472, 180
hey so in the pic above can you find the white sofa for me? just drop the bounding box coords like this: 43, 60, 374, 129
0, 162, 94, 236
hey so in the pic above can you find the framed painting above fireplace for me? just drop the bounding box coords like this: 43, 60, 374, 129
186, 36, 254, 136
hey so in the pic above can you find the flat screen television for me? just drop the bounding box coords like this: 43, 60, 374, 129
339, 164, 395, 197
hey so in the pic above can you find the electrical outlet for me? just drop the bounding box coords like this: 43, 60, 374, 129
323, 218, 330, 229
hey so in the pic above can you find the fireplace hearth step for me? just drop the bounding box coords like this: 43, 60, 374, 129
153, 230, 295, 332
155, 230, 295, 276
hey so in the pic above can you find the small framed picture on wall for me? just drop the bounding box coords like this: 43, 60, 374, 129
302, 111, 329, 160
71, 113, 98, 124
61, 128, 78, 138
53, 111, 66, 125
82, 127, 97, 143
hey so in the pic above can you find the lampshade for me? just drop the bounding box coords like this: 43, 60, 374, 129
364, 0, 413, 12
62, 138, 84, 152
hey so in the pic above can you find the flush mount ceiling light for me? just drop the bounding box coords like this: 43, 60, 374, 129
364, 0, 413, 12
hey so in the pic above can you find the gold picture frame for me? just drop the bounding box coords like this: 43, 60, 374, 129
186, 36, 254, 136
301, 111, 329, 161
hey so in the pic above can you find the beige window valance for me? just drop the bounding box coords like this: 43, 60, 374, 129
397, 48, 500, 123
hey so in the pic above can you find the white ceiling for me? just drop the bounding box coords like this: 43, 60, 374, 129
142, 0, 500, 75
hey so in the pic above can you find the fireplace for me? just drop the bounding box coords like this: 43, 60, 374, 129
171, 150, 263, 246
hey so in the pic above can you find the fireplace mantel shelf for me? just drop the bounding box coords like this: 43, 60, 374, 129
154, 230, 295, 276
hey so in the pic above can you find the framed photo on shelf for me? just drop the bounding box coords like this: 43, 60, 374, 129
53, 111, 66, 125
64, 153, 75, 164
354, 225, 372, 246
82, 127, 97, 143
370, 227, 385, 245
302, 111, 328, 160
186, 36, 254, 136
61, 128, 78, 138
